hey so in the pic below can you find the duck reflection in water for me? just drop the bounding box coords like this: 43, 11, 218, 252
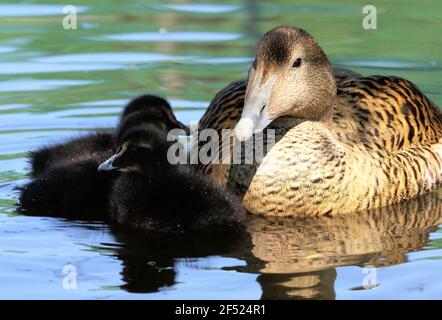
109, 226, 255, 293
109, 189, 442, 299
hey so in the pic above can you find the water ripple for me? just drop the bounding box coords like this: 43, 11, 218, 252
0, 4, 87, 17
158, 4, 240, 14
34, 52, 191, 64
0, 62, 121, 75
0, 79, 97, 92
99, 31, 242, 42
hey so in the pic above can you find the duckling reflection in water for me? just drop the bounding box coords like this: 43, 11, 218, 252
98, 123, 246, 234
17, 95, 188, 217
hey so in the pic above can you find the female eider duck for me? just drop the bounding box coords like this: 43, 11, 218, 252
196, 26, 442, 216
17, 95, 188, 217
98, 123, 246, 234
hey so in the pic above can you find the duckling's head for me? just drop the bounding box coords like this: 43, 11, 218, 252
235, 26, 336, 141
98, 124, 173, 174
117, 109, 189, 144
119, 95, 189, 136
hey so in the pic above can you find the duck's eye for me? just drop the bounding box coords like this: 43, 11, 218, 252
292, 58, 302, 68
252, 58, 257, 69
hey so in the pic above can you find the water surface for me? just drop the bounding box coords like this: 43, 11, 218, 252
1, 0, 442, 299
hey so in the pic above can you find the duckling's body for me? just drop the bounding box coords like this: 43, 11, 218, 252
18, 95, 188, 217
18, 132, 115, 217
110, 165, 245, 234
18, 154, 116, 218
196, 27, 442, 216
28, 132, 114, 178
99, 125, 246, 234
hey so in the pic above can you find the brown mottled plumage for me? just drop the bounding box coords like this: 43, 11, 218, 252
195, 26, 442, 216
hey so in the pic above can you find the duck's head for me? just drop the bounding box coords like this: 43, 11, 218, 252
119, 95, 190, 137
234, 26, 336, 142
98, 124, 172, 173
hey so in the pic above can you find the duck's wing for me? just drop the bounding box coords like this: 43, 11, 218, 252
199, 80, 247, 133
193, 80, 246, 180
329, 76, 442, 210
336, 76, 442, 153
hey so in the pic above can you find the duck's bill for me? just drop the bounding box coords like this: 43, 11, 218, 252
98, 154, 119, 171
234, 110, 272, 142
234, 74, 275, 142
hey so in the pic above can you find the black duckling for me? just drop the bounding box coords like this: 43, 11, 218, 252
17, 132, 116, 218
119, 94, 189, 128
28, 95, 188, 177
17, 95, 189, 217
116, 95, 189, 143
28, 131, 114, 179
98, 123, 246, 234
17, 147, 116, 218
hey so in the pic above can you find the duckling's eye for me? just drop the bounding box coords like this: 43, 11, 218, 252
292, 58, 302, 68
252, 58, 257, 69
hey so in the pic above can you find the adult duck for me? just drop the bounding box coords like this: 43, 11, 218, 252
196, 26, 442, 216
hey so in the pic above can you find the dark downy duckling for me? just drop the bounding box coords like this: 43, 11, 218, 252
98, 124, 246, 234
17, 149, 115, 218
116, 96, 189, 144
28, 132, 114, 179
119, 95, 188, 130
17, 95, 189, 217
28, 95, 188, 176
18, 132, 116, 217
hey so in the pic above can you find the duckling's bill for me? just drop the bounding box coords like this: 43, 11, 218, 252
98, 153, 119, 171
